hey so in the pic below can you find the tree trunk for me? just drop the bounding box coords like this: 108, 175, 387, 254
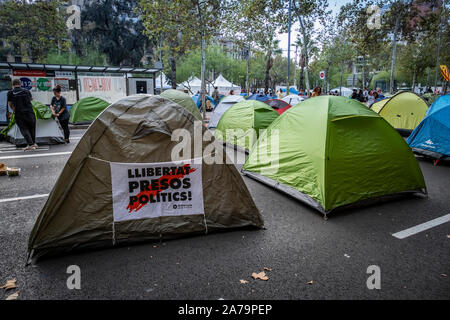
362, 54, 366, 88
299, 18, 310, 94
264, 52, 273, 95
170, 54, 176, 89
390, 15, 400, 94
412, 68, 417, 92
339, 61, 344, 96
246, 50, 250, 94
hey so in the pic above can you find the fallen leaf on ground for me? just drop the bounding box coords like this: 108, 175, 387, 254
307, 280, 314, 285
344, 254, 350, 258
240, 280, 248, 284
264, 267, 272, 272
1, 279, 17, 290
441, 274, 447, 277
6, 292, 18, 300
447, 235, 450, 239
252, 271, 269, 281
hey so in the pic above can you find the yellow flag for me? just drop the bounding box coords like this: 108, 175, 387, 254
440, 65, 450, 82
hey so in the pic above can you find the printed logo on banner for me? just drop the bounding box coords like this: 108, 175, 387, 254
110, 159, 204, 222
20, 77, 32, 90
36, 78, 51, 91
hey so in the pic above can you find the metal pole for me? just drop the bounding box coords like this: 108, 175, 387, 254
434, 0, 445, 90
287, 0, 292, 94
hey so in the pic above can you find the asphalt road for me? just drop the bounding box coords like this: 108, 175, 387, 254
0, 127, 449, 300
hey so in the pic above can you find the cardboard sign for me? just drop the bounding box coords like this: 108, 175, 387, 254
110, 159, 204, 222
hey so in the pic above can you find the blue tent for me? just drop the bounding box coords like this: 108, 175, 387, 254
192, 94, 215, 109
247, 94, 269, 102
281, 87, 299, 95
407, 94, 450, 159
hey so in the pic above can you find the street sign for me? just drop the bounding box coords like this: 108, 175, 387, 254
320, 71, 326, 80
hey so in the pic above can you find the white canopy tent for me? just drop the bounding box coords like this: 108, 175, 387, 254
331, 87, 354, 97
177, 76, 203, 95
212, 74, 240, 95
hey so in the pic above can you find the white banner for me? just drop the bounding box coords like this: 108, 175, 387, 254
110, 159, 204, 222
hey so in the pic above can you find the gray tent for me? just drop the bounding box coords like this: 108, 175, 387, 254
208, 95, 244, 128
28, 95, 263, 262
6, 119, 65, 146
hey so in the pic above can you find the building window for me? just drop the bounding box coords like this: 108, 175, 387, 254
15, 56, 22, 63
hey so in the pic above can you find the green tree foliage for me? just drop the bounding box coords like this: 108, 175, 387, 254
45, 48, 108, 65
175, 44, 247, 86
0, 0, 69, 62
139, 0, 222, 89
291, 0, 330, 93
338, 0, 387, 87
225, 0, 285, 93
78, 0, 153, 66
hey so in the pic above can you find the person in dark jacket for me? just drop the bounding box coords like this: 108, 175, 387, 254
50, 85, 70, 143
7, 79, 37, 150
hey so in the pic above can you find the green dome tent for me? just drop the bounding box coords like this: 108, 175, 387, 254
70, 97, 110, 124
243, 96, 426, 216
215, 100, 279, 151
370, 91, 428, 134
160, 89, 202, 121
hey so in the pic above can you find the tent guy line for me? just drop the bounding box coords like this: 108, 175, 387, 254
392, 214, 450, 239
0, 194, 49, 203
0, 151, 72, 160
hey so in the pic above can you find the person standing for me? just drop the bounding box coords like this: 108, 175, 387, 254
212, 87, 219, 107
50, 85, 70, 143
363, 87, 369, 101
7, 79, 37, 151
358, 89, 366, 103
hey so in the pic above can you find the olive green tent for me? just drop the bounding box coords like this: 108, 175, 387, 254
70, 97, 110, 124
160, 89, 203, 121
215, 100, 279, 151
243, 96, 426, 216
1, 101, 64, 146
370, 91, 428, 134
28, 95, 263, 262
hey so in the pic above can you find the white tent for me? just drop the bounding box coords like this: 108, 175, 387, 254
177, 76, 203, 95
281, 94, 305, 106
6, 119, 65, 146
331, 87, 354, 97
213, 74, 240, 95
